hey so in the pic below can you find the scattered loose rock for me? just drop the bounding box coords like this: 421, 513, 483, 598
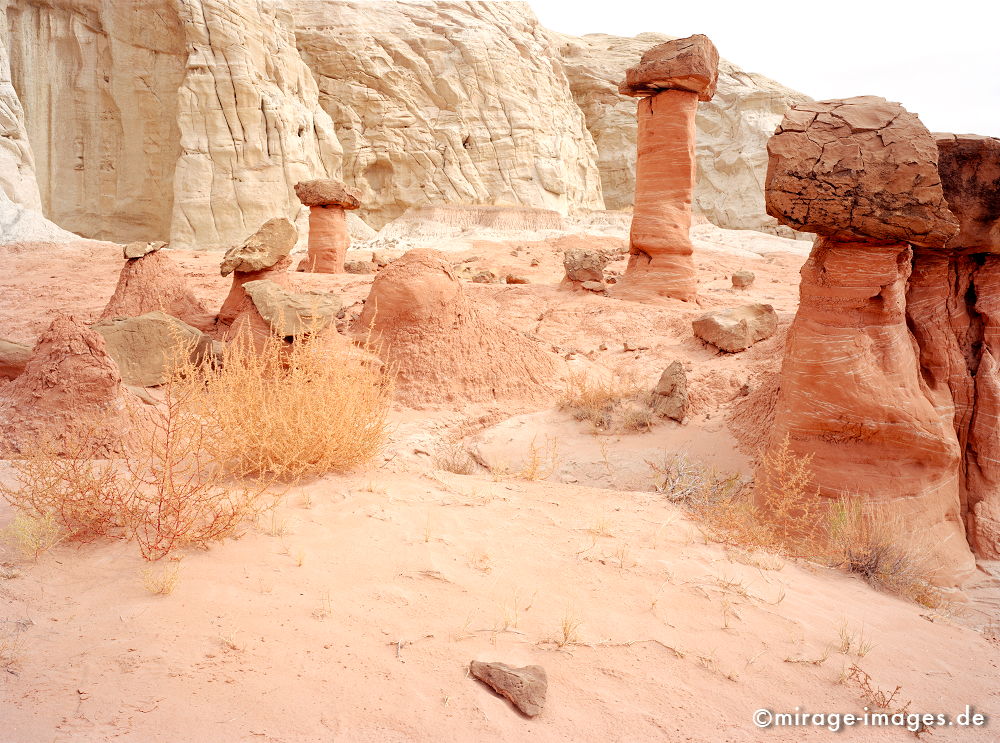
692, 303, 777, 352
469, 660, 547, 717
654, 361, 688, 421
731, 270, 754, 289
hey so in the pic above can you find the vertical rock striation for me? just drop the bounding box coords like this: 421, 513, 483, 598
5, 0, 339, 248
906, 134, 1000, 558
289, 0, 604, 229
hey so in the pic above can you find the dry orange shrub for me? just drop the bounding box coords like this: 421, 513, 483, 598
0, 325, 393, 560
186, 328, 393, 481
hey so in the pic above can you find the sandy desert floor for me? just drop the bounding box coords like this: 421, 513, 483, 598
1, 221, 999, 741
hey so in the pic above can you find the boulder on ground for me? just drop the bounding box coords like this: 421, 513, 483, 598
563, 248, 611, 284
92, 312, 216, 387
693, 303, 777, 352
654, 361, 688, 421
731, 270, 754, 289
469, 660, 547, 717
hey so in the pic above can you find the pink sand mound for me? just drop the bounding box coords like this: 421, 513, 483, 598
357, 249, 563, 405
0, 314, 133, 455
101, 250, 212, 331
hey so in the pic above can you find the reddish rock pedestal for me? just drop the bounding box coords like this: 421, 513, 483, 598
295, 179, 361, 274
218, 218, 297, 328
614, 35, 719, 302
621, 90, 699, 301
764, 97, 972, 584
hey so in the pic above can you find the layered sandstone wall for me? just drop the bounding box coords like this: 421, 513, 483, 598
0, 1, 810, 246
6, 0, 339, 249
289, 0, 605, 229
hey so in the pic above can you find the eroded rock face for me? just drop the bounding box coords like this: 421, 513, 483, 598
765, 98, 975, 583
357, 249, 562, 404
290, 0, 603, 228
92, 312, 214, 387
7, 0, 339, 248
766, 96, 959, 247
0, 314, 132, 454
905, 135, 1000, 559
101, 250, 211, 331
0, 337, 31, 380
935, 133, 1000, 252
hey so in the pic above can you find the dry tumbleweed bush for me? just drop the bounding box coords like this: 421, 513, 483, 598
0, 326, 392, 560
185, 328, 393, 481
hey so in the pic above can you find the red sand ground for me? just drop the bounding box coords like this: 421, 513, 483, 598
1, 229, 998, 741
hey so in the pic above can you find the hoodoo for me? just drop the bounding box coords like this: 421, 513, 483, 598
218, 218, 297, 328
295, 179, 362, 274
763, 96, 974, 583
615, 34, 719, 301
907, 133, 1000, 558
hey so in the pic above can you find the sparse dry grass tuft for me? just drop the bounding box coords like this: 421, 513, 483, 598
142, 561, 182, 596
434, 443, 478, 475
2, 512, 62, 560
827, 498, 945, 608
651, 437, 944, 607
559, 371, 654, 433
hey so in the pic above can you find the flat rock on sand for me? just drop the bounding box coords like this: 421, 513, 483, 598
470, 661, 547, 717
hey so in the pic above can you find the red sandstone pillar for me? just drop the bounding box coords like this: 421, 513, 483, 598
614, 34, 719, 302
294, 179, 362, 274
624, 90, 699, 300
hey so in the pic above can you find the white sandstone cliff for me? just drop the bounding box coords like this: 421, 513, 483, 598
290, 0, 605, 229
0, 0, 809, 246
6, 0, 339, 249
